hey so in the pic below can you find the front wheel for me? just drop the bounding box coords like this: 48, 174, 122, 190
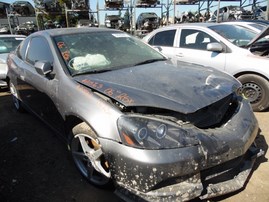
237, 74, 269, 112
9, 80, 24, 112
69, 122, 111, 187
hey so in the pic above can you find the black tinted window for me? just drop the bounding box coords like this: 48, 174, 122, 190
149, 29, 176, 47
26, 37, 53, 65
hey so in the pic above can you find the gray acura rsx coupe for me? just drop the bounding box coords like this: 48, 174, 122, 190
7, 27, 264, 201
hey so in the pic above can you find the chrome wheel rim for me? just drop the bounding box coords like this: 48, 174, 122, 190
10, 82, 20, 110
241, 82, 262, 103
71, 134, 111, 185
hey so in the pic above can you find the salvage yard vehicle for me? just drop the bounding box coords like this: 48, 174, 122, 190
0, 34, 25, 87
7, 27, 263, 201
105, 0, 124, 9
174, 0, 198, 4
11, 0, 35, 16
14, 21, 37, 36
208, 6, 252, 22
0, 25, 10, 34
143, 23, 269, 112
136, 12, 160, 31
104, 14, 123, 29
136, 0, 159, 7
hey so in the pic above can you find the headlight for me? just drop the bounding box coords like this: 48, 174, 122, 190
117, 115, 199, 149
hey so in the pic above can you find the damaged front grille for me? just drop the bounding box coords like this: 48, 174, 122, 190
186, 93, 239, 129
127, 93, 240, 129
149, 143, 259, 197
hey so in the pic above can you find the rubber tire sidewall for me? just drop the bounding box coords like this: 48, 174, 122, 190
237, 74, 269, 112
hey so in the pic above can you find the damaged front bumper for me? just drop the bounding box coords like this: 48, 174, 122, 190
200, 145, 264, 200
100, 99, 263, 201
115, 144, 264, 201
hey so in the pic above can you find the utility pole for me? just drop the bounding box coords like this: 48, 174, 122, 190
97, 0, 100, 27
133, 0, 136, 34
173, 0, 175, 24
65, 3, 69, 27
166, 0, 169, 25
265, 0, 269, 20
216, 0, 220, 23
6, 8, 13, 34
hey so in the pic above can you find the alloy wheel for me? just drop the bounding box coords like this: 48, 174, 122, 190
71, 133, 111, 186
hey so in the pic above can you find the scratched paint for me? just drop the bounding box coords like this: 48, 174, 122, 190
82, 79, 103, 89
81, 79, 135, 105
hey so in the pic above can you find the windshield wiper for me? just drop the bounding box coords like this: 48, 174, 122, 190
134, 58, 166, 66
72, 68, 111, 76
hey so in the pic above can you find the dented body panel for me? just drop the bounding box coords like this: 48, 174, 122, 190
74, 61, 240, 114
6, 28, 263, 201
100, 99, 259, 201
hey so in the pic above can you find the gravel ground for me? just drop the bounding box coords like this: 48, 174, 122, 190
0, 88, 268, 202
221, 111, 269, 202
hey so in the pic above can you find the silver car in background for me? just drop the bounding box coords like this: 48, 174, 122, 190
0, 35, 25, 87
143, 23, 269, 112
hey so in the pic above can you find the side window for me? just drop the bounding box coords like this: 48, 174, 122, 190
180, 29, 217, 50
26, 37, 53, 65
148, 29, 176, 47
17, 37, 30, 60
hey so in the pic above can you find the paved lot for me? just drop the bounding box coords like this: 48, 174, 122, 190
0, 88, 268, 202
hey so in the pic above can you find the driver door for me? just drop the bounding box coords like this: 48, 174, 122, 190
21, 36, 64, 133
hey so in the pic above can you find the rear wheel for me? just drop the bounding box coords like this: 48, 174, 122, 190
70, 122, 111, 187
9, 81, 24, 112
237, 74, 269, 112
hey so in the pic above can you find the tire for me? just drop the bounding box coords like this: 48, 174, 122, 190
69, 122, 111, 187
9, 81, 24, 112
237, 74, 269, 112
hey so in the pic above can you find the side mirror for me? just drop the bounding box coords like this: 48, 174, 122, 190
34, 61, 52, 76
207, 42, 223, 52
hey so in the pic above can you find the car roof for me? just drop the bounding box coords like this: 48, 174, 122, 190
229, 20, 269, 24
31, 27, 122, 37
156, 22, 218, 29
221, 21, 266, 27
222, 21, 255, 25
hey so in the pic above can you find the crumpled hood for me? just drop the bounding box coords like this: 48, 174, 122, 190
74, 61, 240, 114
